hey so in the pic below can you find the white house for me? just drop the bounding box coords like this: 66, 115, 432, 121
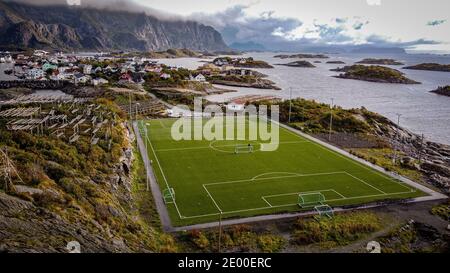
27, 68, 45, 80
74, 74, 91, 84
93, 78, 109, 86
194, 74, 206, 82
160, 73, 171, 79
227, 103, 245, 112
83, 64, 93, 75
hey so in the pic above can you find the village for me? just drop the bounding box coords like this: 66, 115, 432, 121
0, 50, 272, 88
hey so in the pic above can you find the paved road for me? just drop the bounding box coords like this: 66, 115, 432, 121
133, 121, 174, 232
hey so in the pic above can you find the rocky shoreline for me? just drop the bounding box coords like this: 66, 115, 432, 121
276, 61, 315, 68
430, 86, 450, 97
209, 78, 281, 90
367, 117, 450, 194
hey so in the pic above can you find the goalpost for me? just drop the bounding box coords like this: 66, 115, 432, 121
163, 188, 175, 204
314, 205, 334, 219
235, 144, 254, 154
298, 192, 325, 208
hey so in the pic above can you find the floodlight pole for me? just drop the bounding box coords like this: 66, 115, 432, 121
393, 113, 402, 165
288, 87, 292, 123
328, 98, 334, 141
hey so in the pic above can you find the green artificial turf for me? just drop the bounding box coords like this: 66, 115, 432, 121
138, 118, 426, 226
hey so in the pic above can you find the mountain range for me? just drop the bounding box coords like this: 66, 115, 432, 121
0, 1, 229, 52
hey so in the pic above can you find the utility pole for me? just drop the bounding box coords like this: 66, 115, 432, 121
393, 113, 402, 165
328, 98, 334, 142
218, 211, 223, 253
144, 123, 150, 192
129, 91, 132, 121
288, 87, 292, 123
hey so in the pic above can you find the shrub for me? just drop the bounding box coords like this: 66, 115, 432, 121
257, 235, 286, 253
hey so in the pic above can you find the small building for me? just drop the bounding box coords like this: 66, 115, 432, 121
83, 64, 93, 75
93, 78, 109, 86
194, 74, 206, 82
160, 73, 171, 80
42, 62, 58, 72
27, 68, 45, 80
74, 73, 91, 84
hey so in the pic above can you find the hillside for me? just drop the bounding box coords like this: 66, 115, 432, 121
0, 1, 229, 52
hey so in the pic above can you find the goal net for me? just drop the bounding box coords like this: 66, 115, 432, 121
163, 188, 175, 204
314, 205, 334, 219
235, 144, 254, 154
298, 192, 325, 208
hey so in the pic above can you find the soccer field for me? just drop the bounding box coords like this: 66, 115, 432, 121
138, 118, 426, 227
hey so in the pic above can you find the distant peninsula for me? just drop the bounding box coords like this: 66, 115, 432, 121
276, 61, 315, 68
332, 65, 420, 84
274, 53, 329, 59
403, 63, 450, 72
430, 86, 450, 97
356, 58, 404, 65
326, 61, 346, 64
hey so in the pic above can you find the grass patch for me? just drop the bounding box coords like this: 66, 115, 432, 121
291, 212, 382, 248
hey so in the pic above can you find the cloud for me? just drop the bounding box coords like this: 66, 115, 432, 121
366, 0, 381, 6
190, 5, 303, 44
5, 0, 180, 20
427, 19, 446, 26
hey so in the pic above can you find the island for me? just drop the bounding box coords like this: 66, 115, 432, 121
276, 61, 315, 68
331, 65, 420, 84
212, 57, 273, 68
430, 86, 450, 97
403, 63, 450, 72
356, 58, 404, 65
207, 75, 280, 90
326, 61, 346, 64
274, 53, 329, 59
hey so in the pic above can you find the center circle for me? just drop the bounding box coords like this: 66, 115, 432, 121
209, 140, 261, 153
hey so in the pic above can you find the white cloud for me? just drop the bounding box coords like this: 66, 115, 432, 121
366, 0, 381, 6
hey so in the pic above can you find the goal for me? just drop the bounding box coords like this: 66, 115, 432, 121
314, 204, 334, 219
163, 188, 175, 204
235, 144, 254, 154
298, 192, 325, 208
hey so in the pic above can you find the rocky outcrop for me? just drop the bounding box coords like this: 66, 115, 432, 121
0, 1, 229, 52
276, 61, 315, 68
370, 116, 450, 194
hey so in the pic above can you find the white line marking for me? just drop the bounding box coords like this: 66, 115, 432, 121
204, 171, 346, 187
344, 171, 386, 194
203, 184, 223, 213
261, 197, 273, 207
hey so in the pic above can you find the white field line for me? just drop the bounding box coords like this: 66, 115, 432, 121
155, 141, 309, 152
263, 189, 338, 198
344, 172, 387, 195
262, 189, 346, 207
281, 125, 415, 192
159, 120, 167, 129
142, 122, 184, 219
251, 172, 302, 180
203, 184, 223, 213
179, 189, 417, 219
261, 197, 273, 207
203, 171, 346, 187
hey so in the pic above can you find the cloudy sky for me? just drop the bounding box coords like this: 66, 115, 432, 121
132, 0, 450, 52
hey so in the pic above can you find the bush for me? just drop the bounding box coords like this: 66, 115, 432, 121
291, 212, 381, 247
257, 235, 286, 253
